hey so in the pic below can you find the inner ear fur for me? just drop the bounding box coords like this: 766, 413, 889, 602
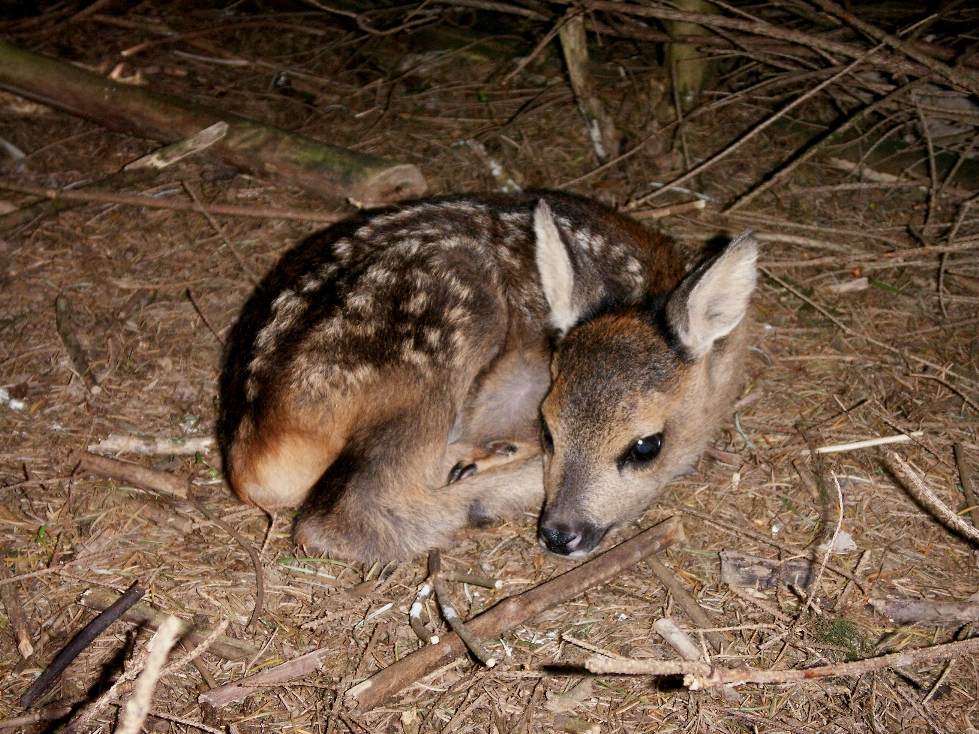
533, 200, 580, 336
664, 231, 758, 359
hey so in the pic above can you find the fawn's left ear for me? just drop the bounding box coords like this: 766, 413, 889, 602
665, 231, 758, 359
534, 200, 581, 335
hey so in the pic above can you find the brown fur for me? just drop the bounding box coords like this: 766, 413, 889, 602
218, 191, 756, 561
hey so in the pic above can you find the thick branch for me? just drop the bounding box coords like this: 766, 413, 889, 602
345, 516, 684, 710
0, 41, 426, 205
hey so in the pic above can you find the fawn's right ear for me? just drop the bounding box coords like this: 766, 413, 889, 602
534, 200, 580, 335
665, 231, 758, 359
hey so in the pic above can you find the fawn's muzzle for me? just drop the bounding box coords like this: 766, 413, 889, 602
538, 520, 605, 556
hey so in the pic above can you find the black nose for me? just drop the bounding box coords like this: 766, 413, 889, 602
539, 525, 581, 555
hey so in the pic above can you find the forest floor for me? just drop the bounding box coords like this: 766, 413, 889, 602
1, 3, 978, 733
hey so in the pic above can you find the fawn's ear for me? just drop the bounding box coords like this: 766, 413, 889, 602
534, 200, 580, 335
665, 231, 758, 359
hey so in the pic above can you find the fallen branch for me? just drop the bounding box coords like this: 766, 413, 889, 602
54, 294, 99, 394
885, 452, 979, 545
198, 646, 329, 709
645, 553, 726, 654
870, 596, 979, 625
21, 581, 144, 708
558, 11, 620, 161
719, 550, 814, 590
73, 450, 189, 500
0, 565, 33, 658
0, 180, 348, 224
88, 433, 214, 457
0, 40, 426, 205
585, 634, 979, 690
344, 515, 683, 710
79, 588, 259, 661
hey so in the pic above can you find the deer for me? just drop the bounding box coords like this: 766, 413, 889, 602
218, 191, 757, 562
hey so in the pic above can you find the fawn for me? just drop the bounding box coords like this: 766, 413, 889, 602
219, 192, 757, 561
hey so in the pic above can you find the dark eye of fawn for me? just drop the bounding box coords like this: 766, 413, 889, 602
621, 433, 663, 468
541, 423, 554, 453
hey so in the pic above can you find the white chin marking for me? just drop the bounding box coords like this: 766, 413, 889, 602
538, 538, 592, 560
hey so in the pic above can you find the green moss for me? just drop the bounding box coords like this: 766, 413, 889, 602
818, 617, 867, 659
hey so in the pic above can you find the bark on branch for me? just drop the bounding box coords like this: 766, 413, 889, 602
0, 41, 426, 206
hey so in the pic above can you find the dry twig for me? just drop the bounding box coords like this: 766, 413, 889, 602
0, 179, 347, 223
80, 589, 259, 661
21, 581, 145, 708
409, 580, 439, 646
429, 550, 496, 667
885, 452, 979, 545
585, 635, 979, 690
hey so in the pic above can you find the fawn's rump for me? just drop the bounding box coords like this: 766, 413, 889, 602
226, 401, 351, 510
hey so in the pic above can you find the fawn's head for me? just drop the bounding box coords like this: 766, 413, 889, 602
533, 201, 758, 556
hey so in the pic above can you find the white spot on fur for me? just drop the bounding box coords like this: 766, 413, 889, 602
405, 291, 429, 315
401, 341, 429, 367
446, 276, 472, 301
446, 304, 469, 325
298, 275, 322, 293
423, 326, 442, 349
344, 363, 376, 386
347, 292, 374, 312
333, 240, 353, 259
364, 265, 395, 286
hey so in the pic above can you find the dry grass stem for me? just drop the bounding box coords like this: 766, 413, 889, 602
115, 615, 184, 734
810, 431, 924, 454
